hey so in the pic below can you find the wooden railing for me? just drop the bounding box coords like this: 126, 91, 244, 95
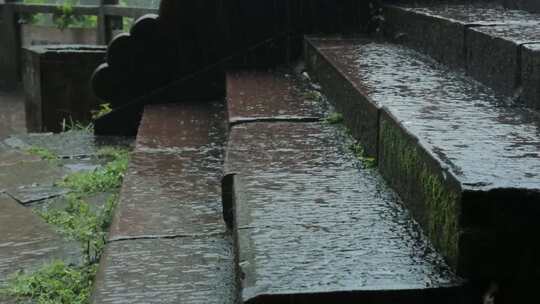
0, 0, 158, 90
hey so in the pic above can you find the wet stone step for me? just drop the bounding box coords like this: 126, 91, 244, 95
92, 102, 235, 303
306, 37, 540, 282
0, 194, 82, 288
224, 122, 463, 303
466, 23, 540, 105
384, 2, 540, 68
226, 70, 325, 125
384, 2, 540, 107
91, 237, 236, 304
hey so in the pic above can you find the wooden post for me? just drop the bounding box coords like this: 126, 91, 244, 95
97, 0, 119, 45
0, 0, 21, 90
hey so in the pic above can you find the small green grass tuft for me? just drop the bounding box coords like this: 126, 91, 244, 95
2, 261, 96, 304
91, 103, 112, 120
324, 112, 344, 125
27, 146, 58, 162
60, 148, 129, 194
349, 142, 376, 168
2, 144, 129, 304
61, 117, 94, 133
38, 194, 118, 264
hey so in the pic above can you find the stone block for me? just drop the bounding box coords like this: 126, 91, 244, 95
23, 45, 106, 132
521, 43, 540, 109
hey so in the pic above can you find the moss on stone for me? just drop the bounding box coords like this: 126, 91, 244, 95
379, 118, 460, 267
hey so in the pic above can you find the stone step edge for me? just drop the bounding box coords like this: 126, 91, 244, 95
221, 173, 468, 304
382, 4, 540, 109
304, 37, 540, 280
91, 103, 235, 303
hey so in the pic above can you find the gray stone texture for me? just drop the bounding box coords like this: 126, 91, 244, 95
0, 194, 82, 287
466, 24, 540, 99
226, 121, 461, 303
91, 102, 234, 303
226, 70, 324, 125
384, 2, 540, 106
521, 43, 540, 109
503, 0, 540, 13
22, 45, 106, 132
91, 237, 236, 304
306, 37, 540, 282
305, 38, 380, 157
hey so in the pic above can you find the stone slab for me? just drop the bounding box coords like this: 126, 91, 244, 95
521, 43, 540, 109
109, 102, 227, 239
0, 158, 67, 203
22, 45, 106, 133
108, 151, 226, 240
0, 194, 82, 287
225, 122, 462, 303
93, 101, 231, 303
466, 23, 540, 99
136, 102, 226, 152
305, 37, 380, 158
226, 70, 324, 125
91, 237, 236, 304
306, 37, 540, 281
4, 131, 134, 158
384, 3, 540, 69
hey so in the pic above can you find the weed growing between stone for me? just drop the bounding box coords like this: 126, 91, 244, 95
27, 146, 59, 163
324, 112, 344, 125
349, 142, 376, 168
60, 148, 129, 194
2, 147, 130, 303
3, 261, 96, 304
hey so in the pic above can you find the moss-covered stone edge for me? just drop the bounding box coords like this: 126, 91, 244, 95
379, 115, 461, 268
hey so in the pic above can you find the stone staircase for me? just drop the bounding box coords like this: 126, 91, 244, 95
91, 1, 540, 303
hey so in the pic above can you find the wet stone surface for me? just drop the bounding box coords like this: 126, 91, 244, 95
4, 131, 133, 158
407, 3, 540, 26
466, 23, 540, 97
522, 43, 540, 109
109, 150, 226, 240
93, 102, 233, 303
0, 156, 68, 203
91, 237, 236, 304
384, 3, 540, 70
311, 38, 540, 191
226, 70, 325, 125
110, 102, 226, 239
0, 194, 82, 288
136, 102, 226, 152
226, 122, 460, 302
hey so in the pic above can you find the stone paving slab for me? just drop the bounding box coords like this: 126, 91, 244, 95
136, 102, 225, 152
306, 37, 540, 280
384, 3, 540, 70
4, 131, 134, 158
93, 102, 234, 303
225, 122, 462, 303
0, 194, 82, 288
226, 70, 324, 125
91, 236, 236, 304
0, 158, 68, 203
108, 150, 225, 240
